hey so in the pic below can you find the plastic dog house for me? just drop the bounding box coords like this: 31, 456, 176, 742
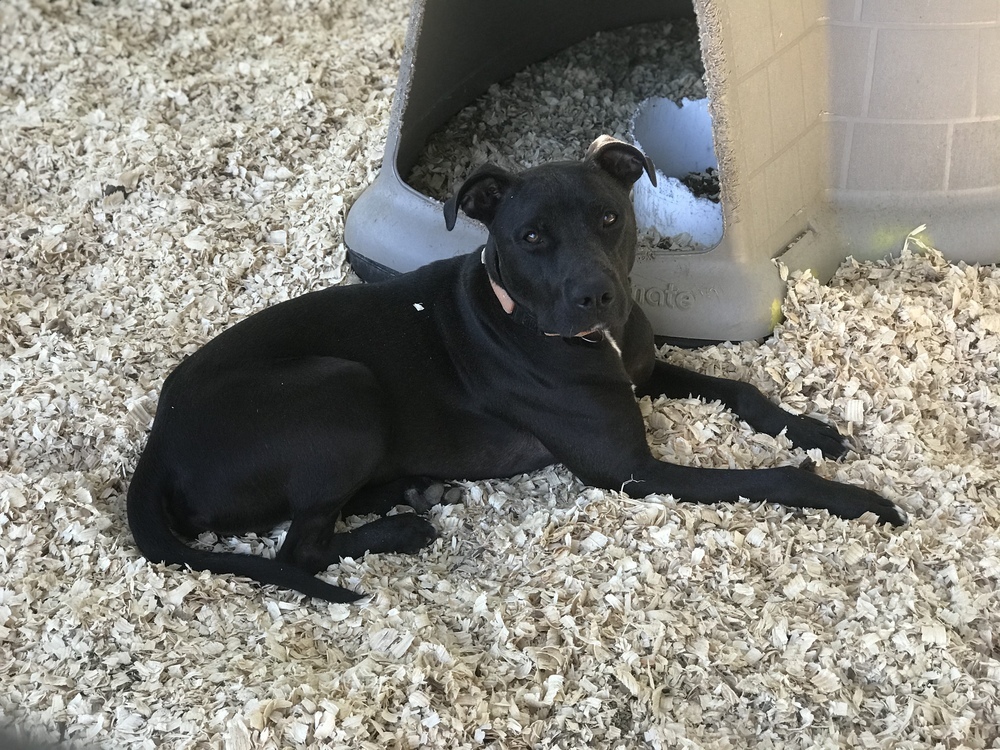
344, 0, 1000, 341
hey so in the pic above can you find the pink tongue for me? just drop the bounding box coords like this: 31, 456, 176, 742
488, 278, 516, 314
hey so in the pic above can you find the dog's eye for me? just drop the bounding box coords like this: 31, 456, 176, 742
523, 230, 541, 244
603, 211, 618, 227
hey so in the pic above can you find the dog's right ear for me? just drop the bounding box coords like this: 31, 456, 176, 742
443, 164, 513, 231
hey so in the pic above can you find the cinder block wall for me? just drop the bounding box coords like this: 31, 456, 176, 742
829, 1, 1000, 192
699, 0, 1000, 275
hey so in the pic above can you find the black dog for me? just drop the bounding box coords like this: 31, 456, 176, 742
127, 136, 903, 603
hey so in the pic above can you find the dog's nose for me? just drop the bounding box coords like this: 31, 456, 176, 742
573, 279, 616, 310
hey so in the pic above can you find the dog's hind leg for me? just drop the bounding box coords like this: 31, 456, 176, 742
339, 477, 444, 517
277, 510, 438, 574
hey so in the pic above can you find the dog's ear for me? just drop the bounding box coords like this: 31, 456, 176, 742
585, 135, 657, 188
443, 164, 514, 231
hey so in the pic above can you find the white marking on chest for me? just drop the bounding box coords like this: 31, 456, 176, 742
598, 326, 624, 360
596, 325, 636, 390
413, 303, 425, 311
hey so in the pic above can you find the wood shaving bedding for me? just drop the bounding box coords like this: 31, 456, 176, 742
2, 1, 999, 748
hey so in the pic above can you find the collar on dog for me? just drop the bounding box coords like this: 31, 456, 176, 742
479, 247, 616, 352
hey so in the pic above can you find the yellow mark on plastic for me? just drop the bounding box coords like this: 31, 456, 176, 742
770, 298, 783, 330
871, 227, 901, 254
872, 224, 934, 255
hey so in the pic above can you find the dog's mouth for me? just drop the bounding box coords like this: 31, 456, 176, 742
542, 324, 624, 357
543, 287, 632, 340
543, 317, 622, 339
544, 327, 598, 338
537, 299, 630, 340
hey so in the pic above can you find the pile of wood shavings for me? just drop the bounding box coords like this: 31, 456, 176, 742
2, 0, 1000, 748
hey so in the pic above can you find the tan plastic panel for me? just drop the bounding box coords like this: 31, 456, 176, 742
709, 0, 1000, 282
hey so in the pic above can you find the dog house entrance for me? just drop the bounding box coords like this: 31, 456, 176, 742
403, 17, 723, 259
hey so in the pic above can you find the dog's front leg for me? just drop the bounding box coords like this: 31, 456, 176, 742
528, 389, 904, 526
614, 456, 905, 525
635, 359, 849, 458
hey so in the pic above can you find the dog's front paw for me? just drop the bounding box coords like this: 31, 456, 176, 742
384, 514, 439, 554
833, 485, 906, 527
784, 413, 850, 459
875, 500, 907, 527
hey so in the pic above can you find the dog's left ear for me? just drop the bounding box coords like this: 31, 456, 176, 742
585, 135, 657, 188
443, 164, 514, 231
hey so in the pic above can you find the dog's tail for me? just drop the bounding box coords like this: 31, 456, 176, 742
126, 450, 364, 604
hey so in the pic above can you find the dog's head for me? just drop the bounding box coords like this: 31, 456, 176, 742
444, 136, 656, 338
